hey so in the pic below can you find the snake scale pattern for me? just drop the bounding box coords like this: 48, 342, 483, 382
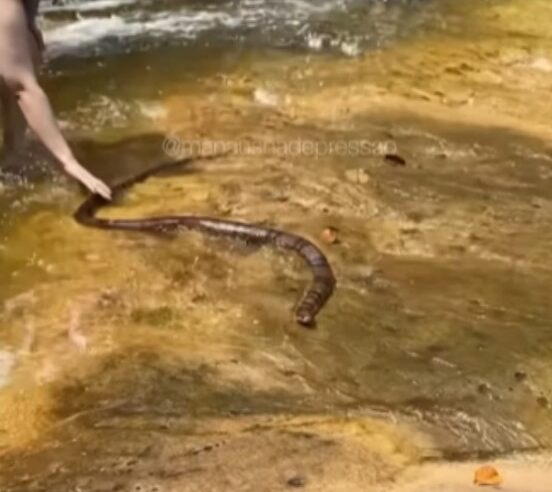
74, 159, 335, 326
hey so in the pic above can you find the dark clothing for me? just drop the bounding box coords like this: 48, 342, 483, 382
22, 0, 40, 24
22, 0, 43, 50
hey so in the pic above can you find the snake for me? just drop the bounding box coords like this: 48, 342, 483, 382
74, 159, 335, 327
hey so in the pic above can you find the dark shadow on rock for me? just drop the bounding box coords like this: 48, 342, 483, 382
0, 346, 339, 492
52, 349, 316, 423
73, 133, 196, 185
1, 133, 197, 198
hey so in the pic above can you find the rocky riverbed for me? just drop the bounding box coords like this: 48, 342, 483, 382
1, 0, 552, 490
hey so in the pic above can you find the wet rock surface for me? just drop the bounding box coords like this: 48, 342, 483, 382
2, 0, 552, 489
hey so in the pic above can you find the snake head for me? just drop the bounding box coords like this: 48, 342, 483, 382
295, 310, 316, 328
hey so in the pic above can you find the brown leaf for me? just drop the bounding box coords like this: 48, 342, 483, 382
384, 153, 407, 166
474, 465, 503, 486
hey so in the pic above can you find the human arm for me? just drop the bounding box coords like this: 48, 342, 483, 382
12, 74, 112, 198
6, 0, 111, 198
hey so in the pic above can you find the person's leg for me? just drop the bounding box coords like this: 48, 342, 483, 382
1, 81, 28, 155
1, 25, 43, 160
0, 0, 111, 198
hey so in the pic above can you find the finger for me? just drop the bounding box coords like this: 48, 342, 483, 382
94, 182, 112, 200
82, 178, 110, 200
80, 174, 111, 200
99, 187, 112, 200
97, 180, 112, 198
95, 189, 110, 200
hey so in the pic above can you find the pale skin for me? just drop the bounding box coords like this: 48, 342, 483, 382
0, 0, 111, 199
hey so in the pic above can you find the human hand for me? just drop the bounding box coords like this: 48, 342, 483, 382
65, 164, 112, 200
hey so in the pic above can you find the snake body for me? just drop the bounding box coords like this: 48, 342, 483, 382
74, 161, 335, 326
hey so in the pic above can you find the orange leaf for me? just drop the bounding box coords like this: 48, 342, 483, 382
321, 227, 339, 245
474, 465, 503, 486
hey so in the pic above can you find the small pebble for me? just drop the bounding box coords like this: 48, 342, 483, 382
321, 227, 339, 244
344, 168, 370, 184
537, 396, 549, 408
514, 371, 527, 382
253, 88, 280, 107
477, 383, 491, 395
287, 475, 306, 488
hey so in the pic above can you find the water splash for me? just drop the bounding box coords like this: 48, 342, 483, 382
41, 0, 436, 58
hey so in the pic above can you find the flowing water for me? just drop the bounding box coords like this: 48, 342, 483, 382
1, 0, 552, 490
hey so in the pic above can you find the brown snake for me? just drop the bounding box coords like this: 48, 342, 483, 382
74, 159, 335, 326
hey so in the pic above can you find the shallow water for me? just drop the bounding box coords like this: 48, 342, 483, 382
42, 0, 438, 58
1, 0, 552, 489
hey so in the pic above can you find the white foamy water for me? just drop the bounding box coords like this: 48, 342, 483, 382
41, 0, 137, 13
43, 10, 244, 57
40, 0, 429, 58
